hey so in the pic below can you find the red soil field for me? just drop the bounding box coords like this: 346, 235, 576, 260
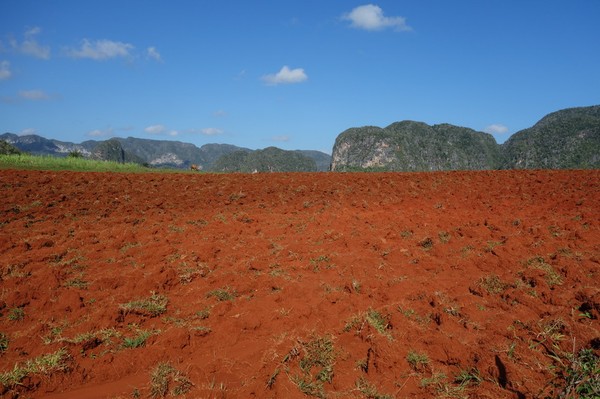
1, 169, 599, 399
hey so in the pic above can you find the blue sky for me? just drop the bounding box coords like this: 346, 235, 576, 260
1, 1, 599, 154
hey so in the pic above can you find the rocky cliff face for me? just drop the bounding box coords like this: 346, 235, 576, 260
331, 122, 502, 171
90, 139, 146, 164
502, 105, 600, 169
331, 105, 600, 171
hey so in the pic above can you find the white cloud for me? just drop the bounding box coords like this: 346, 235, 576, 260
342, 4, 411, 31
271, 135, 290, 142
18, 89, 49, 100
67, 39, 134, 60
200, 128, 224, 136
147, 46, 162, 62
144, 124, 180, 136
212, 110, 228, 118
262, 66, 308, 86
20, 27, 51, 59
144, 124, 168, 134
87, 127, 115, 137
19, 128, 38, 136
0, 60, 11, 80
484, 124, 509, 135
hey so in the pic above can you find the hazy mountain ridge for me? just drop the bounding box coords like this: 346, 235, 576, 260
331, 105, 600, 171
212, 147, 317, 173
0, 133, 331, 172
3, 105, 598, 172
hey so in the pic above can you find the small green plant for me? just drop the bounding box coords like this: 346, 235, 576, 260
420, 372, 446, 388
351, 279, 361, 293
400, 230, 413, 239
195, 308, 211, 320
544, 348, 600, 398
548, 225, 562, 237
0, 332, 8, 352
206, 287, 236, 301
266, 368, 280, 389
485, 240, 504, 252
0, 348, 71, 389
67, 150, 83, 158
120, 241, 141, 253
478, 274, 507, 294
310, 255, 334, 272
122, 329, 155, 349
526, 256, 563, 286
355, 377, 392, 399
67, 331, 96, 344
461, 245, 474, 257
406, 350, 430, 372
120, 293, 168, 317
191, 326, 211, 337
7, 307, 25, 321
290, 335, 335, 398
149, 362, 193, 398
454, 367, 482, 386
64, 277, 89, 289
419, 237, 434, 250
365, 309, 392, 340
186, 218, 208, 227
438, 231, 451, 243
345, 309, 392, 339
535, 318, 567, 347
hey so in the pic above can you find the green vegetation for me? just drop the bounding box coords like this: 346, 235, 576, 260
0, 333, 8, 352
120, 293, 168, 317
67, 150, 83, 158
213, 146, 317, 172
89, 138, 145, 164
331, 105, 600, 171
420, 237, 434, 250
0, 153, 154, 172
406, 351, 430, 372
454, 368, 482, 386
0, 348, 71, 390
195, 308, 211, 320
552, 348, 600, 398
122, 329, 156, 349
64, 277, 89, 289
290, 335, 335, 398
150, 362, 193, 398
526, 256, 563, 286
503, 105, 600, 169
355, 377, 392, 399
7, 307, 25, 321
206, 287, 236, 301
331, 121, 504, 172
0, 140, 22, 155
477, 274, 508, 294
365, 309, 392, 340
345, 309, 393, 339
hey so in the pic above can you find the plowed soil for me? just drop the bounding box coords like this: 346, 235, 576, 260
1, 169, 599, 399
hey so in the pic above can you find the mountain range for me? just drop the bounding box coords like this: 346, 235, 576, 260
2, 105, 599, 172
331, 105, 600, 171
0, 134, 331, 172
